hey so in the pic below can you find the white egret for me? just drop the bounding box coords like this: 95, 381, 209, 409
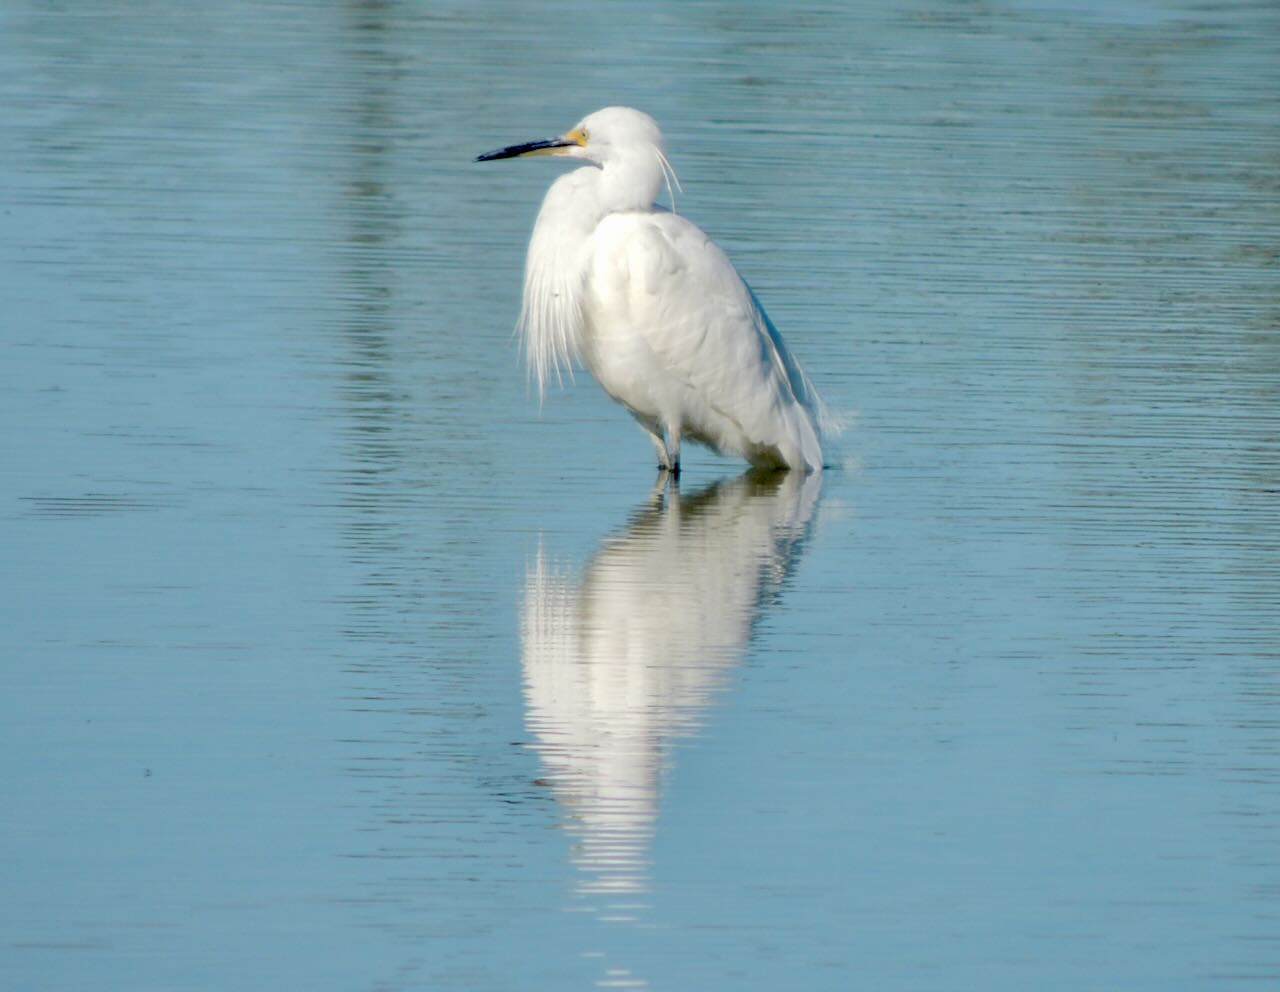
477, 106, 826, 474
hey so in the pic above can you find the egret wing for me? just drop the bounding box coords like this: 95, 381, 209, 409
587, 211, 821, 467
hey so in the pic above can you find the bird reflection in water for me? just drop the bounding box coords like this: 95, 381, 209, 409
519, 469, 821, 914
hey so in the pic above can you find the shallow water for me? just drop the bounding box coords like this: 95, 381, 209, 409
3, 1, 1279, 989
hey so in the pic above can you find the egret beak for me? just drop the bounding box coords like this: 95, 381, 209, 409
475, 128, 587, 162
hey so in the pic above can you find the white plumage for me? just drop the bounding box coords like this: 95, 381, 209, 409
478, 106, 826, 473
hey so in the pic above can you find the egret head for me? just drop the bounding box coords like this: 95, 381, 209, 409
475, 106, 664, 167
476, 106, 680, 210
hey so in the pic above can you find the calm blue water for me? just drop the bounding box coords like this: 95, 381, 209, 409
3, 1, 1279, 989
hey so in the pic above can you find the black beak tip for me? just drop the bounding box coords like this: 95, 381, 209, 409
475, 137, 574, 164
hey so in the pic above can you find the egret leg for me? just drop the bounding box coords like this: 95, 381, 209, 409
665, 425, 682, 477
645, 429, 674, 471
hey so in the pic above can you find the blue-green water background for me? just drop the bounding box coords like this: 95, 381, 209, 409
3, 1, 1278, 989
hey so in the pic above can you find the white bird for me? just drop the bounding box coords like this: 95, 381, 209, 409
477, 106, 826, 474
